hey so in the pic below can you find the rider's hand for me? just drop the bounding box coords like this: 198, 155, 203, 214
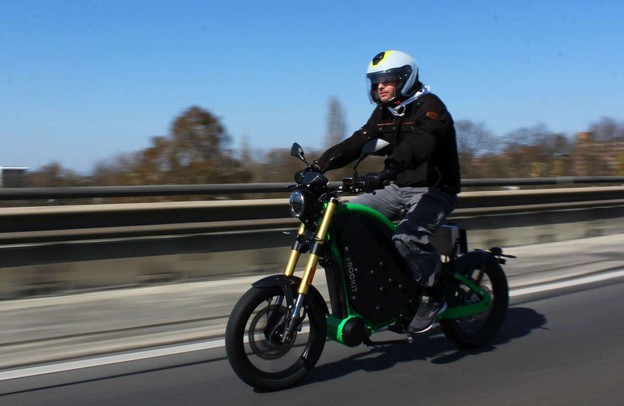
357, 162, 399, 192
295, 163, 321, 183
358, 171, 390, 193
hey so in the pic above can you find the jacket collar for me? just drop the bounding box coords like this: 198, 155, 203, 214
387, 85, 431, 117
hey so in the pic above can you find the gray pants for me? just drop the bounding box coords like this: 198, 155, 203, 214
353, 184, 457, 288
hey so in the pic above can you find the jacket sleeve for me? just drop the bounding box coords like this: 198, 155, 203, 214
314, 111, 378, 173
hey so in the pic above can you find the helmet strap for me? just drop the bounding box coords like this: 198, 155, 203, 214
386, 85, 431, 116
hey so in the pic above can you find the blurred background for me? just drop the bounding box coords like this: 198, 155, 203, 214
1, 3, 624, 402
1, 1, 623, 194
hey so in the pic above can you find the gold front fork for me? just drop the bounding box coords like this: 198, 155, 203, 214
297, 198, 339, 295
283, 223, 306, 277
280, 197, 339, 344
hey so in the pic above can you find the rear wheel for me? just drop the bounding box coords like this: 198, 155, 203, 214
225, 286, 327, 390
440, 257, 508, 348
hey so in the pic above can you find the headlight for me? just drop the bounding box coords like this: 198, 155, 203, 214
289, 189, 317, 220
289, 190, 306, 218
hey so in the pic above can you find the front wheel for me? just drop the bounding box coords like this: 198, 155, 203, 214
440, 256, 509, 348
225, 286, 327, 390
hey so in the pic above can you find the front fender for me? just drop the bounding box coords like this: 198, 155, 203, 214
252, 274, 329, 315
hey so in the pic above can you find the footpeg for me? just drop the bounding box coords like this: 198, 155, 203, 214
388, 319, 409, 334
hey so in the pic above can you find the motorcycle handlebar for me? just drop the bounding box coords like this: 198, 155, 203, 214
341, 176, 389, 194
341, 176, 365, 193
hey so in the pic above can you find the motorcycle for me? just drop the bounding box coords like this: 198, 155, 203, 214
225, 140, 513, 390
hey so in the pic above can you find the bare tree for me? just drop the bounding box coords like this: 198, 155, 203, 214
455, 120, 497, 178
28, 162, 83, 187
496, 124, 577, 178
325, 96, 346, 148
589, 117, 624, 141
574, 117, 624, 176
92, 152, 142, 186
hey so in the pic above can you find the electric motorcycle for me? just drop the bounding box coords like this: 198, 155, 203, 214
225, 140, 513, 390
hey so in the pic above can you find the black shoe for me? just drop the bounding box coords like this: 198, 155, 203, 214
408, 296, 447, 333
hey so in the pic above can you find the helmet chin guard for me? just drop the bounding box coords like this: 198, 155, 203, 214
366, 50, 419, 104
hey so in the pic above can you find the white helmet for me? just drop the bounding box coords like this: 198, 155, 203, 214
366, 50, 419, 104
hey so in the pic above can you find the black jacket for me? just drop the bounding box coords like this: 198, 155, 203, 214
315, 93, 461, 194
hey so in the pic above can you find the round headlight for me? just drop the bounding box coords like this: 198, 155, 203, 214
289, 190, 306, 218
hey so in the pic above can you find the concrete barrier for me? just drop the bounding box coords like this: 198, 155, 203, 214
1, 189, 623, 299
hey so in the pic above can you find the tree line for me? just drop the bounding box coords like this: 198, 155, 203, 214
25, 101, 624, 195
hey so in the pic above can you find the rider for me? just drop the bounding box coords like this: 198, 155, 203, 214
310, 50, 461, 332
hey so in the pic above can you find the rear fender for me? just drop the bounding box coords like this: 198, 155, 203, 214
451, 250, 498, 276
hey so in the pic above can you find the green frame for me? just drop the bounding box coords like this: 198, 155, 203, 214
325, 203, 400, 343
323, 202, 493, 344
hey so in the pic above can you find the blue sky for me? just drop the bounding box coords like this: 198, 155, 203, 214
1, 0, 623, 173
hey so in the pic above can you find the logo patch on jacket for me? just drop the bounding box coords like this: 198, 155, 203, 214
426, 111, 440, 120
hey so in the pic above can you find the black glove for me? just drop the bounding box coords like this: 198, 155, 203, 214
357, 162, 398, 192
357, 171, 391, 193
295, 163, 321, 183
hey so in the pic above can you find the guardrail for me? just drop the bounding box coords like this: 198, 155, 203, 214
1, 176, 624, 201
1, 178, 623, 298
0, 185, 623, 243
1, 179, 624, 244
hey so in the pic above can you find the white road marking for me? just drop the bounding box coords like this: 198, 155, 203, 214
510, 269, 624, 297
1, 269, 623, 382
0, 340, 226, 382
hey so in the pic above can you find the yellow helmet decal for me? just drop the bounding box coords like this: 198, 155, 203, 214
370, 50, 396, 68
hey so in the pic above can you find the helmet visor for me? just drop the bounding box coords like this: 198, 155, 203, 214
366, 66, 412, 85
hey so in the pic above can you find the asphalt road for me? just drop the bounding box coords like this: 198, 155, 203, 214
1, 235, 623, 405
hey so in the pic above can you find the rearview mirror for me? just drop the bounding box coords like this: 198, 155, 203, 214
290, 143, 307, 163
362, 139, 390, 157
